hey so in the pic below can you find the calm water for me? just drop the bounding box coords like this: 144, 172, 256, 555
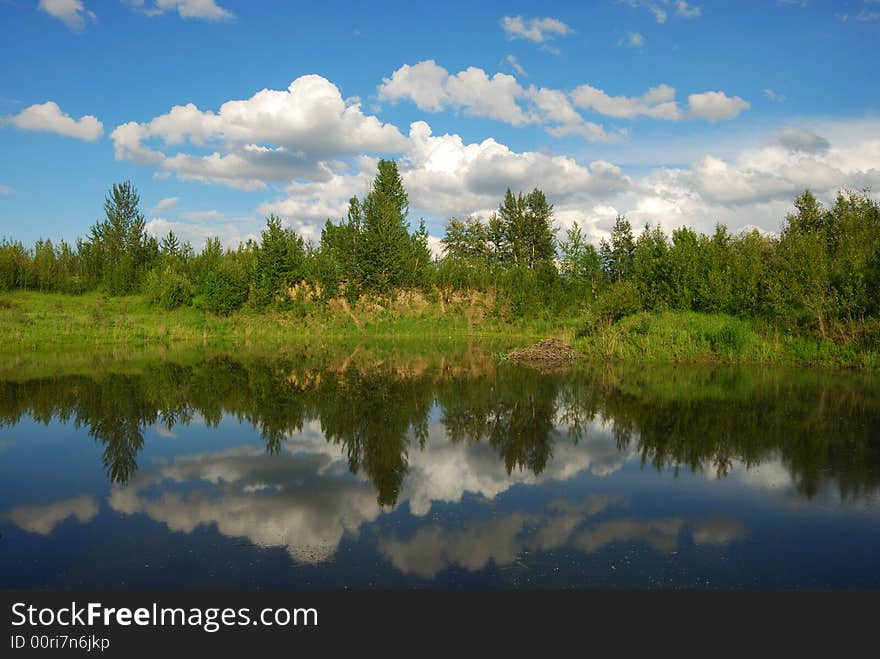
1, 352, 879, 588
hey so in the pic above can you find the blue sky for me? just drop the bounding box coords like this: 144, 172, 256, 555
1, 0, 879, 251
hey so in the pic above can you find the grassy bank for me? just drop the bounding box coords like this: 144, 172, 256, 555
1, 291, 877, 369
572, 310, 880, 369
0, 290, 549, 354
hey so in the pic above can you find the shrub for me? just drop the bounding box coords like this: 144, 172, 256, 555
142, 266, 192, 310
199, 262, 249, 315
593, 280, 642, 322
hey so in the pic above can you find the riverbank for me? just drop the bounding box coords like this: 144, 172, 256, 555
1, 290, 877, 370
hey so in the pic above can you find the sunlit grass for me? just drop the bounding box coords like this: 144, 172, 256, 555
1, 291, 876, 370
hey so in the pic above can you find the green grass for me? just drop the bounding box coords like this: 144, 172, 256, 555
0, 290, 550, 356
573, 310, 879, 368
2, 292, 877, 370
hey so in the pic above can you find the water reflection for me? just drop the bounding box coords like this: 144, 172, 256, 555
2, 356, 878, 500
1, 351, 879, 587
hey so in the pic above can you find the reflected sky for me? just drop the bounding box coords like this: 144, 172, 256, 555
1, 355, 879, 588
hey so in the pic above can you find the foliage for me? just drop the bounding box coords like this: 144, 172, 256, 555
3, 169, 880, 358
142, 266, 193, 310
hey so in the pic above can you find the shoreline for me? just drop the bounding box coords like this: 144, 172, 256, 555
2, 290, 878, 371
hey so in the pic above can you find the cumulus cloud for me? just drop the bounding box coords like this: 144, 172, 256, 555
501, 15, 573, 45
572, 83, 682, 119
38, 0, 96, 31
145, 214, 260, 249
573, 84, 748, 122
601, 119, 880, 241
401, 121, 632, 219
5, 496, 99, 535
378, 61, 622, 142
150, 196, 179, 214
108, 71, 875, 253
379, 60, 531, 125
687, 91, 751, 121
778, 127, 831, 153
257, 156, 377, 234
381, 62, 748, 133
765, 88, 786, 102
111, 75, 407, 189
124, 0, 234, 21
3, 101, 104, 141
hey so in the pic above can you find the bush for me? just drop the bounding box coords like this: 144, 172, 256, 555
142, 266, 192, 310
594, 280, 642, 322
199, 262, 249, 315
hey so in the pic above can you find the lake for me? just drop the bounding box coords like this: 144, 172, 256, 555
1, 348, 879, 588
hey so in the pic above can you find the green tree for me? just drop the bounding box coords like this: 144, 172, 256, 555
559, 222, 602, 296
441, 217, 490, 261
359, 159, 414, 292
253, 215, 305, 307
602, 214, 635, 283
632, 224, 671, 309
523, 188, 557, 269
87, 181, 149, 294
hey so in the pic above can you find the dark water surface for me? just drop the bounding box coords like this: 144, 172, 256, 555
1, 351, 879, 588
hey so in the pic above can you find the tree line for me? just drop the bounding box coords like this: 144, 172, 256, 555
1, 159, 879, 335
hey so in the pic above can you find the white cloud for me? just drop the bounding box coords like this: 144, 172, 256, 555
255, 117, 631, 246
622, 0, 667, 23
112, 75, 408, 189
5, 496, 99, 535
572, 83, 682, 119
257, 156, 377, 235
124, 0, 234, 21
573, 84, 748, 122
380, 62, 748, 146
687, 91, 751, 121
609, 119, 880, 239
146, 214, 260, 249
257, 124, 633, 242
0, 184, 14, 195
150, 196, 179, 213
3, 101, 104, 141
673, 0, 702, 18
378, 61, 620, 142
505, 54, 527, 77
501, 15, 573, 44
179, 209, 225, 221
379, 60, 530, 125
619, 31, 646, 47
764, 88, 786, 102
38, 0, 96, 31
402, 121, 632, 219
622, 1, 702, 23
778, 128, 830, 153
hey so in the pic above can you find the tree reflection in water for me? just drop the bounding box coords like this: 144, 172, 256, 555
1, 353, 879, 502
